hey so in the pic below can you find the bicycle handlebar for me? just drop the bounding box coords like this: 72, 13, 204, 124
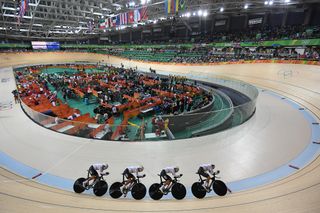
137, 174, 146, 178
100, 172, 109, 176
157, 173, 183, 177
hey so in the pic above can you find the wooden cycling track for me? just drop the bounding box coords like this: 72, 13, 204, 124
0, 52, 320, 213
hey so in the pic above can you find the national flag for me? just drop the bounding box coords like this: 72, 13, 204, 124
25, 0, 29, 11
104, 18, 110, 28
106, 18, 112, 28
18, 0, 29, 23
171, 0, 175, 13
139, 7, 148, 21
134, 9, 141, 22
19, 0, 25, 18
165, 0, 180, 15
111, 17, 117, 27
87, 20, 95, 32
165, 0, 171, 14
120, 13, 128, 25
180, 0, 185, 11
175, 0, 179, 12
115, 15, 120, 26
99, 19, 106, 29
128, 11, 134, 23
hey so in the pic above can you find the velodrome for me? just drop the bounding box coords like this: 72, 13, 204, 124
0, 52, 320, 212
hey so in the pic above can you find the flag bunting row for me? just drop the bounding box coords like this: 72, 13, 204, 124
99, 7, 148, 29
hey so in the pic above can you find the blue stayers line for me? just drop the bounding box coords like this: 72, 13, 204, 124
0, 151, 74, 191
0, 90, 319, 199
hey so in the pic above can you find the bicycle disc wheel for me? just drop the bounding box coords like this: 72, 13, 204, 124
191, 182, 206, 199
109, 182, 123, 199
93, 180, 108, 197
212, 180, 227, 196
148, 183, 163, 200
171, 183, 186, 200
131, 183, 146, 200
73, 178, 86, 193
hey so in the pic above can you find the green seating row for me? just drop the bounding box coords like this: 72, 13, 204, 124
118, 50, 212, 62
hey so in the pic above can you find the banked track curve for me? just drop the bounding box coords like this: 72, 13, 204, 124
0, 52, 320, 213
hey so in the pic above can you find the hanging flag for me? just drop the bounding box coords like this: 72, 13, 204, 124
165, 0, 170, 14
111, 17, 117, 27
120, 13, 128, 25
134, 9, 141, 22
107, 18, 112, 28
180, 0, 185, 11
99, 19, 110, 29
128, 11, 134, 23
171, 0, 175, 13
99, 19, 106, 29
175, 0, 179, 12
87, 20, 95, 32
19, 0, 25, 18
139, 7, 148, 21
20, 0, 29, 17
105, 18, 110, 28
17, 0, 29, 24
165, 0, 180, 15
115, 15, 120, 26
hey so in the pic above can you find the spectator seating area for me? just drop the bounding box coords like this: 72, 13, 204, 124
113, 47, 320, 63
120, 50, 177, 62
15, 65, 216, 141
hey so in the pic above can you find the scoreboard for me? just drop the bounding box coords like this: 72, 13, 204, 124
31, 41, 60, 50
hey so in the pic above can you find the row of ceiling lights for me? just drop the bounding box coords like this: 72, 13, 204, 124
184, 0, 292, 15
128, 0, 151, 7
127, 0, 291, 7
180, 3, 249, 17
264, 0, 291, 5
110, 0, 290, 18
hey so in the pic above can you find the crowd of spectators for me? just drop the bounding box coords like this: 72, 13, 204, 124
1, 25, 319, 64
41, 65, 213, 123
15, 68, 60, 107
107, 46, 319, 63
195, 25, 320, 43
169, 47, 320, 63
106, 25, 320, 45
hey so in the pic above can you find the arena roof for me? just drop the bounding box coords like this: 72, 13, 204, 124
0, 0, 319, 40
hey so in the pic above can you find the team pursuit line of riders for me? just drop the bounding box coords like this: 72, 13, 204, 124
73, 163, 228, 200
